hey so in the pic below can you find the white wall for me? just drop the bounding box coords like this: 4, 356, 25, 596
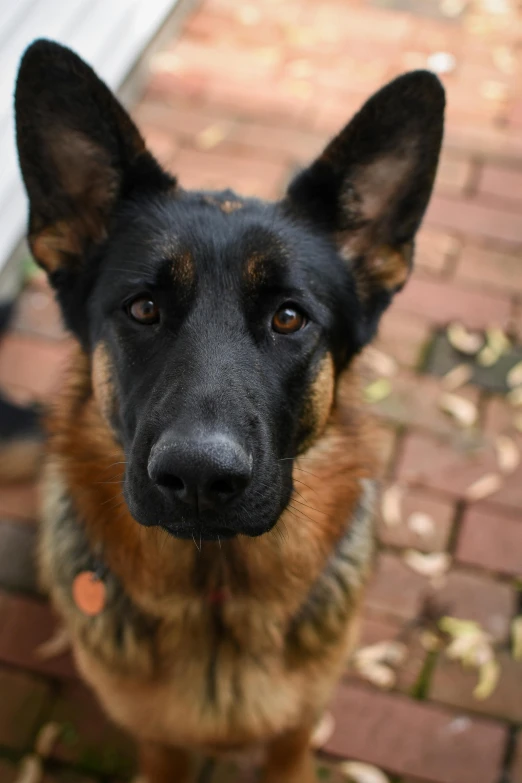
0, 0, 178, 273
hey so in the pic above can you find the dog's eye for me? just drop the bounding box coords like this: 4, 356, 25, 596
272, 305, 306, 335
127, 296, 160, 325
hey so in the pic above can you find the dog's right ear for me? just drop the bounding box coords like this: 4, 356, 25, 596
15, 39, 174, 280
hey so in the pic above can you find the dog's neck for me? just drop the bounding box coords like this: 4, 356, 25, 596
45, 348, 377, 621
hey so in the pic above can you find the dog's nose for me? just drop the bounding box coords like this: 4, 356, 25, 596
148, 432, 252, 512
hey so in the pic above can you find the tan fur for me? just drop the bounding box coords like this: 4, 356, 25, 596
41, 345, 377, 779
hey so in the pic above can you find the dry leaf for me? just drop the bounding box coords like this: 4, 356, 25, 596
495, 435, 520, 474
355, 660, 396, 689
237, 5, 261, 25
35, 626, 70, 660
440, 617, 494, 668
507, 361, 522, 389
439, 393, 477, 427
364, 347, 398, 378
493, 46, 516, 74
427, 51, 457, 74
14, 756, 43, 783
478, 327, 510, 367
447, 323, 483, 355
363, 379, 392, 404
354, 641, 407, 668
34, 722, 62, 758
440, 0, 467, 17
339, 761, 390, 783
480, 81, 509, 102
420, 630, 442, 651
465, 473, 502, 501
474, 659, 500, 700
311, 711, 335, 748
408, 512, 435, 539
404, 550, 450, 577
195, 123, 231, 150
442, 363, 473, 391
508, 387, 522, 407
511, 616, 522, 661
381, 485, 403, 527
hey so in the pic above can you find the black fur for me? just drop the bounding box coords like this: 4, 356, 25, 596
15, 40, 444, 542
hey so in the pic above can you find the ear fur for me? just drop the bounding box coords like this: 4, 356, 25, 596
15, 39, 174, 278
285, 70, 445, 344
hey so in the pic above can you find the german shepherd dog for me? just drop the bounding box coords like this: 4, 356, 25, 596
15, 40, 444, 783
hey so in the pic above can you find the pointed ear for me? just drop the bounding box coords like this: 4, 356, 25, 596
15, 39, 174, 278
285, 70, 445, 344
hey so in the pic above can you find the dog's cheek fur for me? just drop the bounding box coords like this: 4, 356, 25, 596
298, 352, 335, 454
92, 342, 119, 432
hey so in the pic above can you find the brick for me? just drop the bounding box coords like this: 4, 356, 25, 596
364, 552, 428, 622
414, 228, 460, 275
483, 395, 520, 436
426, 194, 522, 245
0, 592, 77, 679
11, 282, 66, 341
0, 334, 73, 405
0, 482, 39, 522
397, 432, 498, 499
133, 100, 232, 142
455, 243, 522, 293
325, 683, 506, 783
479, 164, 522, 204
0, 519, 39, 593
366, 370, 479, 437
374, 309, 432, 369
378, 487, 455, 553
430, 651, 522, 723
49, 681, 135, 778
457, 504, 522, 576
139, 123, 178, 169
434, 570, 515, 643
435, 154, 473, 194
0, 667, 52, 749
173, 148, 288, 199
229, 121, 324, 165
395, 276, 511, 330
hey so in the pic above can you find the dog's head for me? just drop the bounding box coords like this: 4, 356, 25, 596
15, 40, 444, 541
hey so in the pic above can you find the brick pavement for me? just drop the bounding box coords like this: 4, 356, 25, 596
1, 0, 522, 781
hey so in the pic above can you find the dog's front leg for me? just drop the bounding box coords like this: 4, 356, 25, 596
261, 724, 317, 783
138, 740, 192, 783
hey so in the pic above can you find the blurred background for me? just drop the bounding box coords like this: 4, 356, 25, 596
1, 0, 522, 782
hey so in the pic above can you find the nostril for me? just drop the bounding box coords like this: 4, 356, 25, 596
156, 472, 185, 493
209, 478, 236, 497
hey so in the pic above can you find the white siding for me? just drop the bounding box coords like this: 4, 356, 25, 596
0, 0, 178, 272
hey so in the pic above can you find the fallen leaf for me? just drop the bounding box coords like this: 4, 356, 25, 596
195, 123, 231, 150
442, 363, 473, 391
364, 347, 398, 378
447, 323, 483, 355
508, 387, 522, 406
478, 327, 510, 367
439, 393, 477, 427
474, 658, 501, 700
339, 761, 390, 783
35, 626, 70, 660
507, 361, 522, 389
439, 0, 467, 17
311, 711, 335, 748
480, 81, 509, 102
408, 512, 435, 539
14, 756, 42, 783
465, 473, 503, 501
495, 435, 520, 474
34, 722, 62, 758
381, 484, 403, 527
420, 630, 442, 651
427, 51, 457, 74
511, 616, 522, 661
355, 660, 396, 689
354, 641, 407, 668
493, 46, 516, 75
363, 378, 392, 403
404, 550, 450, 577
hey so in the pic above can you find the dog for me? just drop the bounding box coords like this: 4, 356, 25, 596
15, 39, 444, 783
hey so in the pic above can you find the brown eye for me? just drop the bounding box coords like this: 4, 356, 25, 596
128, 297, 160, 325
272, 305, 306, 334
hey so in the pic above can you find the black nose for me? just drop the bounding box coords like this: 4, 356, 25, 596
148, 432, 253, 512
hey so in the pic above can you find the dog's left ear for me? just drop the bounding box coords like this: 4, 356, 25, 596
285, 70, 445, 345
